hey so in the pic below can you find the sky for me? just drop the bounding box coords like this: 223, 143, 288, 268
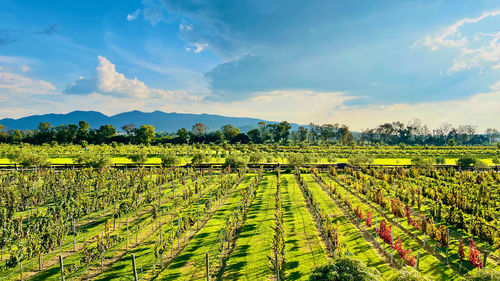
0, 0, 499, 131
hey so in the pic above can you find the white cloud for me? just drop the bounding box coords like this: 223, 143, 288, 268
127, 9, 141, 21
20, 65, 30, 72
64, 56, 202, 101
0, 71, 55, 95
490, 80, 500, 90
416, 9, 500, 73
96, 56, 150, 98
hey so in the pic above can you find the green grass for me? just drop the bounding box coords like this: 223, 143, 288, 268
281, 174, 328, 280
153, 176, 251, 280
300, 174, 394, 279
25, 178, 197, 281
222, 174, 276, 280
92, 177, 224, 281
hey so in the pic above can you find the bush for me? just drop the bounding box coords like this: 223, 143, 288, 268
161, 153, 179, 166
7, 150, 50, 168
224, 154, 247, 169
411, 156, 435, 168
390, 266, 431, 281
75, 153, 111, 168
457, 156, 477, 167
248, 152, 264, 163
464, 268, 500, 281
191, 153, 208, 165
348, 155, 374, 166
309, 257, 381, 281
287, 153, 305, 166
128, 151, 148, 164
435, 157, 446, 164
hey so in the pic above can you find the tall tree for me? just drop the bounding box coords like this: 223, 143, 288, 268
136, 125, 156, 144
192, 123, 206, 137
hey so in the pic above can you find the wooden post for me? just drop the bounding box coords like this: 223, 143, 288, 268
39, 253, 43, 270
416, 251, 420, 271
197, 203, 199, 229
483, 251, 488, 268
59, 254, 65, 281
73, 217, 76, 252
20, 261, 23, 281
205, 252, 210, 281
132, 253, 138, 281
275, 251, 279, 281
126, 216, 129, 251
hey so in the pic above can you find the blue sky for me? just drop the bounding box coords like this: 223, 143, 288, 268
0, 0, 499, 130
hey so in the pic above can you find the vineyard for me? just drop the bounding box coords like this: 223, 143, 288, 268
0, 147, 499, 280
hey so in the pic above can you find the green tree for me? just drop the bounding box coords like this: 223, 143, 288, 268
448, 138, 456, 146
192, 123, 206, 137
221, 124, 240, 141
121, 124, 136, 135
77, 121, 90, 143
136, 125, 156, 144
247, 128, 262, 143
176, 128, 189, 143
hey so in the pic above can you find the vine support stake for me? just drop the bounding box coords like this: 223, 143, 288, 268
20, 261, 23, 281
416, 251, 420, 271
275, 251, 279, 281
132, 253, 138, 281
483, 250, 488, 268
59, 254, 65, 281
126, 216, 129, 251
205, 252, 210, 281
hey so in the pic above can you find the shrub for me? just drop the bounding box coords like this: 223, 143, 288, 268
191, 153, 208, 165
7, 149, 50, 168
224, 154, 247, 169
464, 268, 500, 281
411, 156, 435, 168
457, 156, 477, 167
309, 257, 381, 281
390, 266, 431, 281
75, 153, 111, 168
128, 151, 148, 164
248, 152, 264, 163
287, 153, 305, 166
348, 155, 373, 166
161, 153, 180, 166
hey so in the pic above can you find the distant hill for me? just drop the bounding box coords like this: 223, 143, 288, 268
0, 110, 300, 132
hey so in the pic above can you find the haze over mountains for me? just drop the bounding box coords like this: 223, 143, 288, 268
0, 110, 300, 133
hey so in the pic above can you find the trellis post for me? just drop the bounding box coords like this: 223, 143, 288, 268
59, 254, 65, 281
416, 251, 420, 271
205, 252, 210, 281
132, 253, 138, 281
126, 216, 129, 251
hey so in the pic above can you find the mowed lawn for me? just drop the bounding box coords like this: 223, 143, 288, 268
300, 174, 394, 279
153, 176, 252, 280
222, 174, 276, 280
281, 174, 328, 280
93, 179, 221, 281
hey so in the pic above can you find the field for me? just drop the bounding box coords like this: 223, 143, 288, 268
0, 144, 499, 281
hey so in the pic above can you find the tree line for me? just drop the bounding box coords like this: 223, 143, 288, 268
0, 119, 497, 146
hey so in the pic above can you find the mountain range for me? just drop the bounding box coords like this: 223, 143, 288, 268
0, 110, 300, 133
